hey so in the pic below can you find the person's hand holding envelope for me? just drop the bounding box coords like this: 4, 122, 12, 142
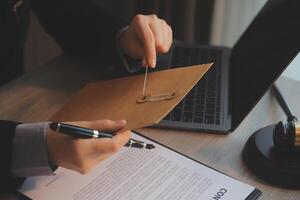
44, 14, 174, 175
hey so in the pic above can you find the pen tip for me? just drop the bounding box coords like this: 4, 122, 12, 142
146, 144, 155, 150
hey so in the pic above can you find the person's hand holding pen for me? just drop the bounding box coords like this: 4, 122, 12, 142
119, 14, 173, 68
46, 120, 130, 174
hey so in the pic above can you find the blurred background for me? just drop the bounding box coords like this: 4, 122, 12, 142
24, 0, 299, 80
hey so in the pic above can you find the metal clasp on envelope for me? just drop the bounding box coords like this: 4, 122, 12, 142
136, 92, 180, 104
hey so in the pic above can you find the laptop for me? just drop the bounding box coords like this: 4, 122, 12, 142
153, 0, 299, 133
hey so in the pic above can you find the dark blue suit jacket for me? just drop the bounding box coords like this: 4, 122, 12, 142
0, 0, 126, 190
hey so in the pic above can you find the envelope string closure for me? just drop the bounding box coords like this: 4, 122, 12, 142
142, 66, 148, 95
138, 66, 181, 103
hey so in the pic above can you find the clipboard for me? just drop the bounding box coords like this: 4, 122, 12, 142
51, 63, 213, 131
18, 130, 261, 200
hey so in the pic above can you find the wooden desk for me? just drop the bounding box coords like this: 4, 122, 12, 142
0, 56, 300, 199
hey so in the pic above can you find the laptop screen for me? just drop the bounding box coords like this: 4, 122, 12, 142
230, 0, 300, 130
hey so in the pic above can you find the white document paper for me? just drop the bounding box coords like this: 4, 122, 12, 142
19, 132, 260, 200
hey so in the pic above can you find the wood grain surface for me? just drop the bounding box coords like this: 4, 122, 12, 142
0, 56, 300, 199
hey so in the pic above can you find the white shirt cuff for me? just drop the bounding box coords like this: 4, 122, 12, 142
11, 122, 56, 177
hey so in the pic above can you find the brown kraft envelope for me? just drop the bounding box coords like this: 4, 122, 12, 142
51, 63, 213, 131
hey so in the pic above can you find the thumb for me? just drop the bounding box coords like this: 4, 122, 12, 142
120, 28, 145, 60
124, 39, 146, 60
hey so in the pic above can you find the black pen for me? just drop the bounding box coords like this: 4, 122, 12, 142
49, 122, 155, 150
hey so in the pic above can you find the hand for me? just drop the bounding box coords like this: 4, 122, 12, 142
119, 14, 173, 68
46, 120, 131, 174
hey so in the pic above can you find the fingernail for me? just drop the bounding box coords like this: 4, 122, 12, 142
116, 120, 126, 127
150, 59, 156, 68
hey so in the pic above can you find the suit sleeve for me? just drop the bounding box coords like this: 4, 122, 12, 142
0, 121, 25, 190
31, 0, 128, 67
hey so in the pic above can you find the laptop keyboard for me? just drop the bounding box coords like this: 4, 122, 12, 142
162, 46, 222, 125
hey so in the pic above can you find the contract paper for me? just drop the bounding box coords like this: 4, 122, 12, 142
18, 132, 260, 200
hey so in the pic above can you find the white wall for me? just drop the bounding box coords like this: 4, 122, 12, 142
210, 0, 300, 81
283, 53, 300, 81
